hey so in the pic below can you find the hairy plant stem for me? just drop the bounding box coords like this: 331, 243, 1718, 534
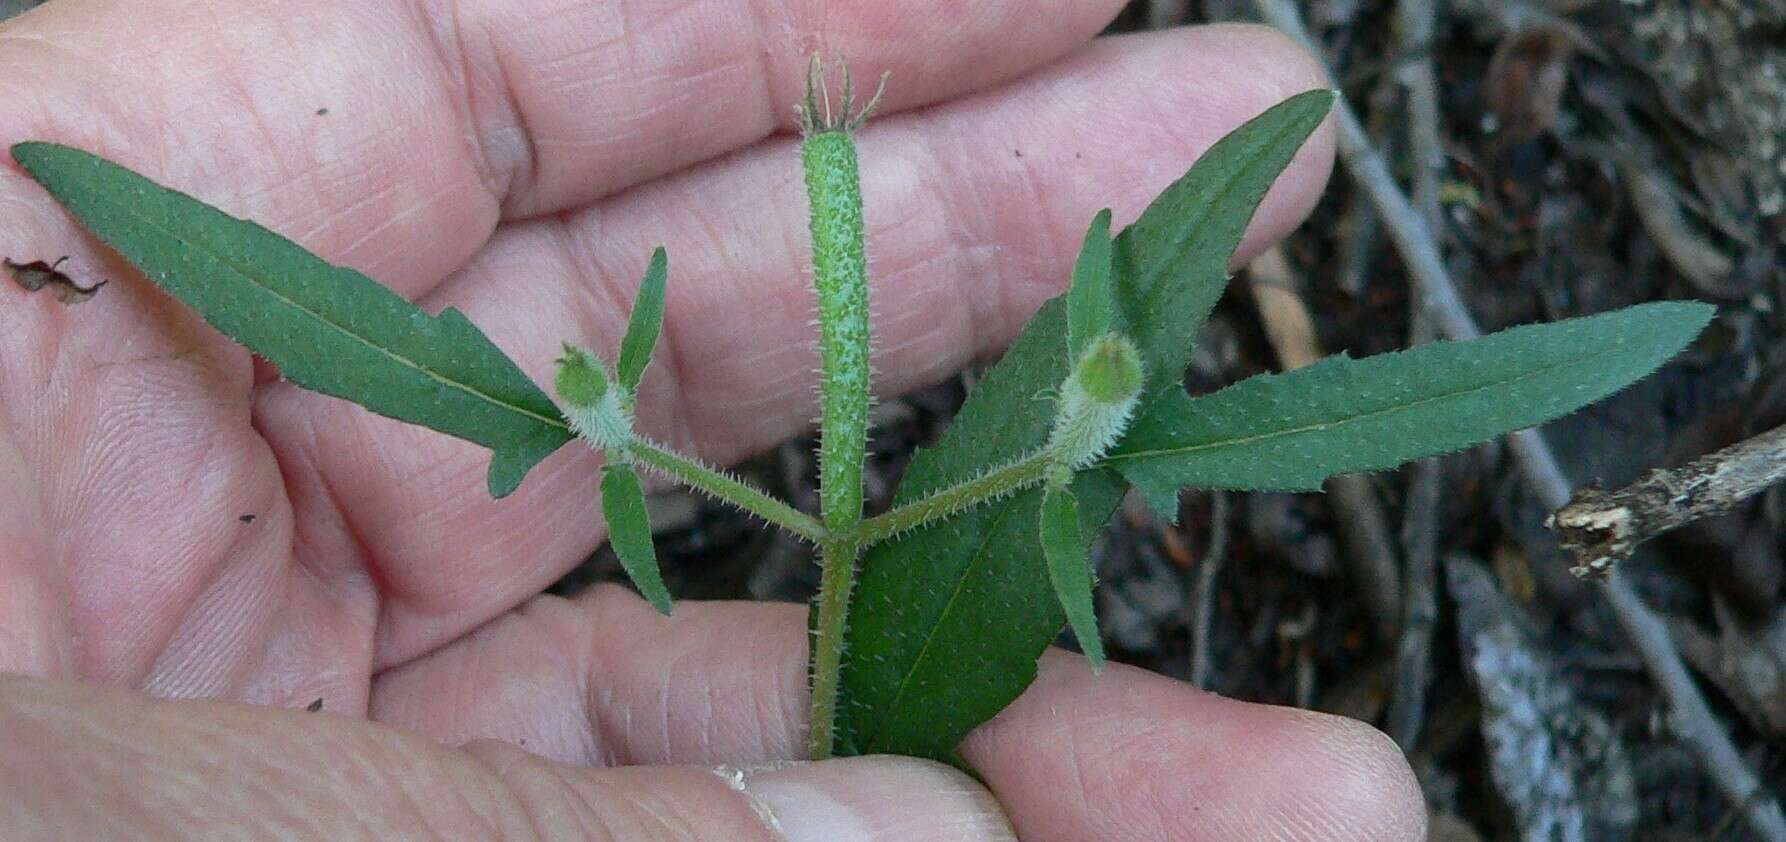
624, 438, 827, 543
855, 452, 1056, 546
797, 60, 885, 759
807, 538, 860, 759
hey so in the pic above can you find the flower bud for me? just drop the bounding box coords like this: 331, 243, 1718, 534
555, 343, 634, 452
555, 343, 610, 408
1045, 332, 1145, 470
1074, 332, 1144, 405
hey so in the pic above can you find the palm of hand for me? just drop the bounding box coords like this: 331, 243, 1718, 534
0, 2, 1422, 839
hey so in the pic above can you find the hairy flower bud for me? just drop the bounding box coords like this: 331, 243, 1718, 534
555, 343, 609, 407
555, 343, 634, 452
1046, 332, 1145, 469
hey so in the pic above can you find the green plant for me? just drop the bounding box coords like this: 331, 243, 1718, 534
10, 63, 1712, 766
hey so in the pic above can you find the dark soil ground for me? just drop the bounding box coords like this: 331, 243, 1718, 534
560, 3, 1786, 839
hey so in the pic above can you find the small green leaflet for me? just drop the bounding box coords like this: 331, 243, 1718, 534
602, 464, 672, 615
1040, 484, 1104, 670
837, 90, 1335, 763
1109, 301, 1715, 508
11, 142, 569, 497
1065, 209, 1114, 360
617, 247, 667, 393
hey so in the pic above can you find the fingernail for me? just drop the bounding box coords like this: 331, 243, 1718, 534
726, 755, 1016, 842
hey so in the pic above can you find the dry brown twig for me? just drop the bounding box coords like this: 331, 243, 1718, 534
1188, 491, 1229, 690
1250, 1, 1786, 837
1384, 0, 1444, 754
1552, 424, 1786, 578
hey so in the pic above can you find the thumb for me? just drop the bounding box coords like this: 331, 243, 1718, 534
0, 676, 1014, 840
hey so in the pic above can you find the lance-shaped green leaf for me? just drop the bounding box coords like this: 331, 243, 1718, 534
1108, 302, 1715, 505
1114, 89, 1334, 394
617, 247, 667, 393
1040, 483, 1104, 670
838, 298, 1125, 762
11, 142, 568, 498
601, 463, 672, 615
1066, 209, 1114, 360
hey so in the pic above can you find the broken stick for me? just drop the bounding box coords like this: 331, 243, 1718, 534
1552, 424, 1786, 578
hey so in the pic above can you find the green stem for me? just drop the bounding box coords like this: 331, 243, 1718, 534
798, 60, 885, 760
855, 452, 1056, 547
625, 438, 827, 543
807, 538, 860, 759
803, 127, 872, 537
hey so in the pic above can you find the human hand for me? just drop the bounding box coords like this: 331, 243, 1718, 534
0, 1, 1421, 838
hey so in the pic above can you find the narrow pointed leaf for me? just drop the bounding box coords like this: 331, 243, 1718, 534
11, 142, 569, 497
1040, 485, 1104, 670
1114, 89, 1335, 393
838, 298, 1124, 762
1065, 209, 1114, 359
602, 463, 672, 615
1109, 302, 1715, 498
617, 247, 667, 392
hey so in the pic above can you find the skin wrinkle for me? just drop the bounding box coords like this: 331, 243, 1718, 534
204, 13, 400, 252
579, 601, 627, 768
1063, 721, 1097, 833
463, 742, 563, 841
63, 379, 255, 684
236, 568, 366, 710
739, 0, 792, 140
550, 216, 632, 364
328, 180, 457, 276
555, 596, 606, 766
379, 749, 485, 839
414, 0, 525, 204
911, 124, 1008, 369
846, 147, 974, 389
0, 430, 67, 678
653, 633, 698, 762
141, 536, 268, 696
1006, 117, 1075, 294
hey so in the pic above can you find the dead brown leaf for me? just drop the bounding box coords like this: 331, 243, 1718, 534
1486, 28, 1576, 145
4, 256, 105, 304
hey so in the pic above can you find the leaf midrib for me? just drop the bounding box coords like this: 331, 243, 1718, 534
1107, 336, 1629, 464
72, 162, 570, 435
